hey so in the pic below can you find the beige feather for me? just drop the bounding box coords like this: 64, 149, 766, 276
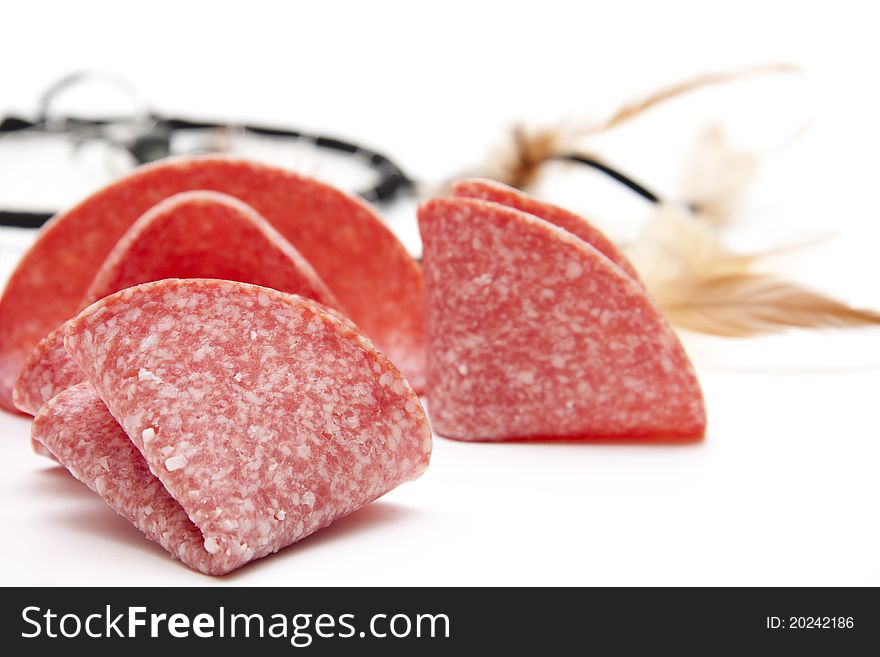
481, 124, 563, 190
592, 63, 798, 133
679, 124, 759, 226
652, 272, 880, 337
466, 66, 880, 338
631, 205, 880, 336
627, 204, 752, 286
478, 65, 795, 191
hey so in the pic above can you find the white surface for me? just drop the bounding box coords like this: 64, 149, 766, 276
1, 0, 879, 586
1, 335, 879, 587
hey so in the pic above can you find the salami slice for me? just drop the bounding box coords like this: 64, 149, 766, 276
452, 178, 643, 283
80, 191, 341, 309
418, 197, 705, 441
31, 437, 54, 459
12, 322, 81, 416
0, 157, 425, 412
54, 279, 431, 574
33, 383, 215, 569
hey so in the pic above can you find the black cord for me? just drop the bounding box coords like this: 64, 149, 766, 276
156, 117, 416, 203
0, 115, 416, 227
1, 117, 669, 229
553, 153, 661, 204
0, 211, 54, 228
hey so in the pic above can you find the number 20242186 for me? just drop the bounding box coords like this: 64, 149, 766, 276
766, 617, 854, 630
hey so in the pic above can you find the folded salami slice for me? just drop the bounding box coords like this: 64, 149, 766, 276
33, 383, 215, 569
0, 157, 426, 412
452, 178, 643, 283
418, 196, 705, 441
41, 279, 431, 574
12, 322, 81, 416
80, 190, 341, 309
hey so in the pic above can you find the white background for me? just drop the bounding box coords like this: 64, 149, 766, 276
0, 0, 878, 585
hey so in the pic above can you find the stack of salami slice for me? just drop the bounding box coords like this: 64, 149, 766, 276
0, 159, 706, 574
0, 157, 432, 574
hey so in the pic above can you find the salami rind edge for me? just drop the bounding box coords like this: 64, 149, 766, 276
418, 196, 705, 441
80, 190, 341, 310
0, 156, 426, 412
38, 279, 431, 574
452, 178, 643, 284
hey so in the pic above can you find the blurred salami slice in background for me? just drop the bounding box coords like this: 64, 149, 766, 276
12, 189, 348, 417
79, 190, 341, 309
0, 157, 426, 413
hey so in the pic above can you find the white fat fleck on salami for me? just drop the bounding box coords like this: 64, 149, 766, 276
138, 368, 159, 382
56, 279, 431, 575
418, 197, 706, 441
165, 455, 188, 471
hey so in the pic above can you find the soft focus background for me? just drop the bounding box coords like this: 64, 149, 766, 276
0, 0, 878, 585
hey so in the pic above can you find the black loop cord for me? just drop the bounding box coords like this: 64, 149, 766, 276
0, 209, 54, 228
553, 153, 661, 204
0, 118, 670, 229
0, 114, 416, 228
160, 118, 416, 203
